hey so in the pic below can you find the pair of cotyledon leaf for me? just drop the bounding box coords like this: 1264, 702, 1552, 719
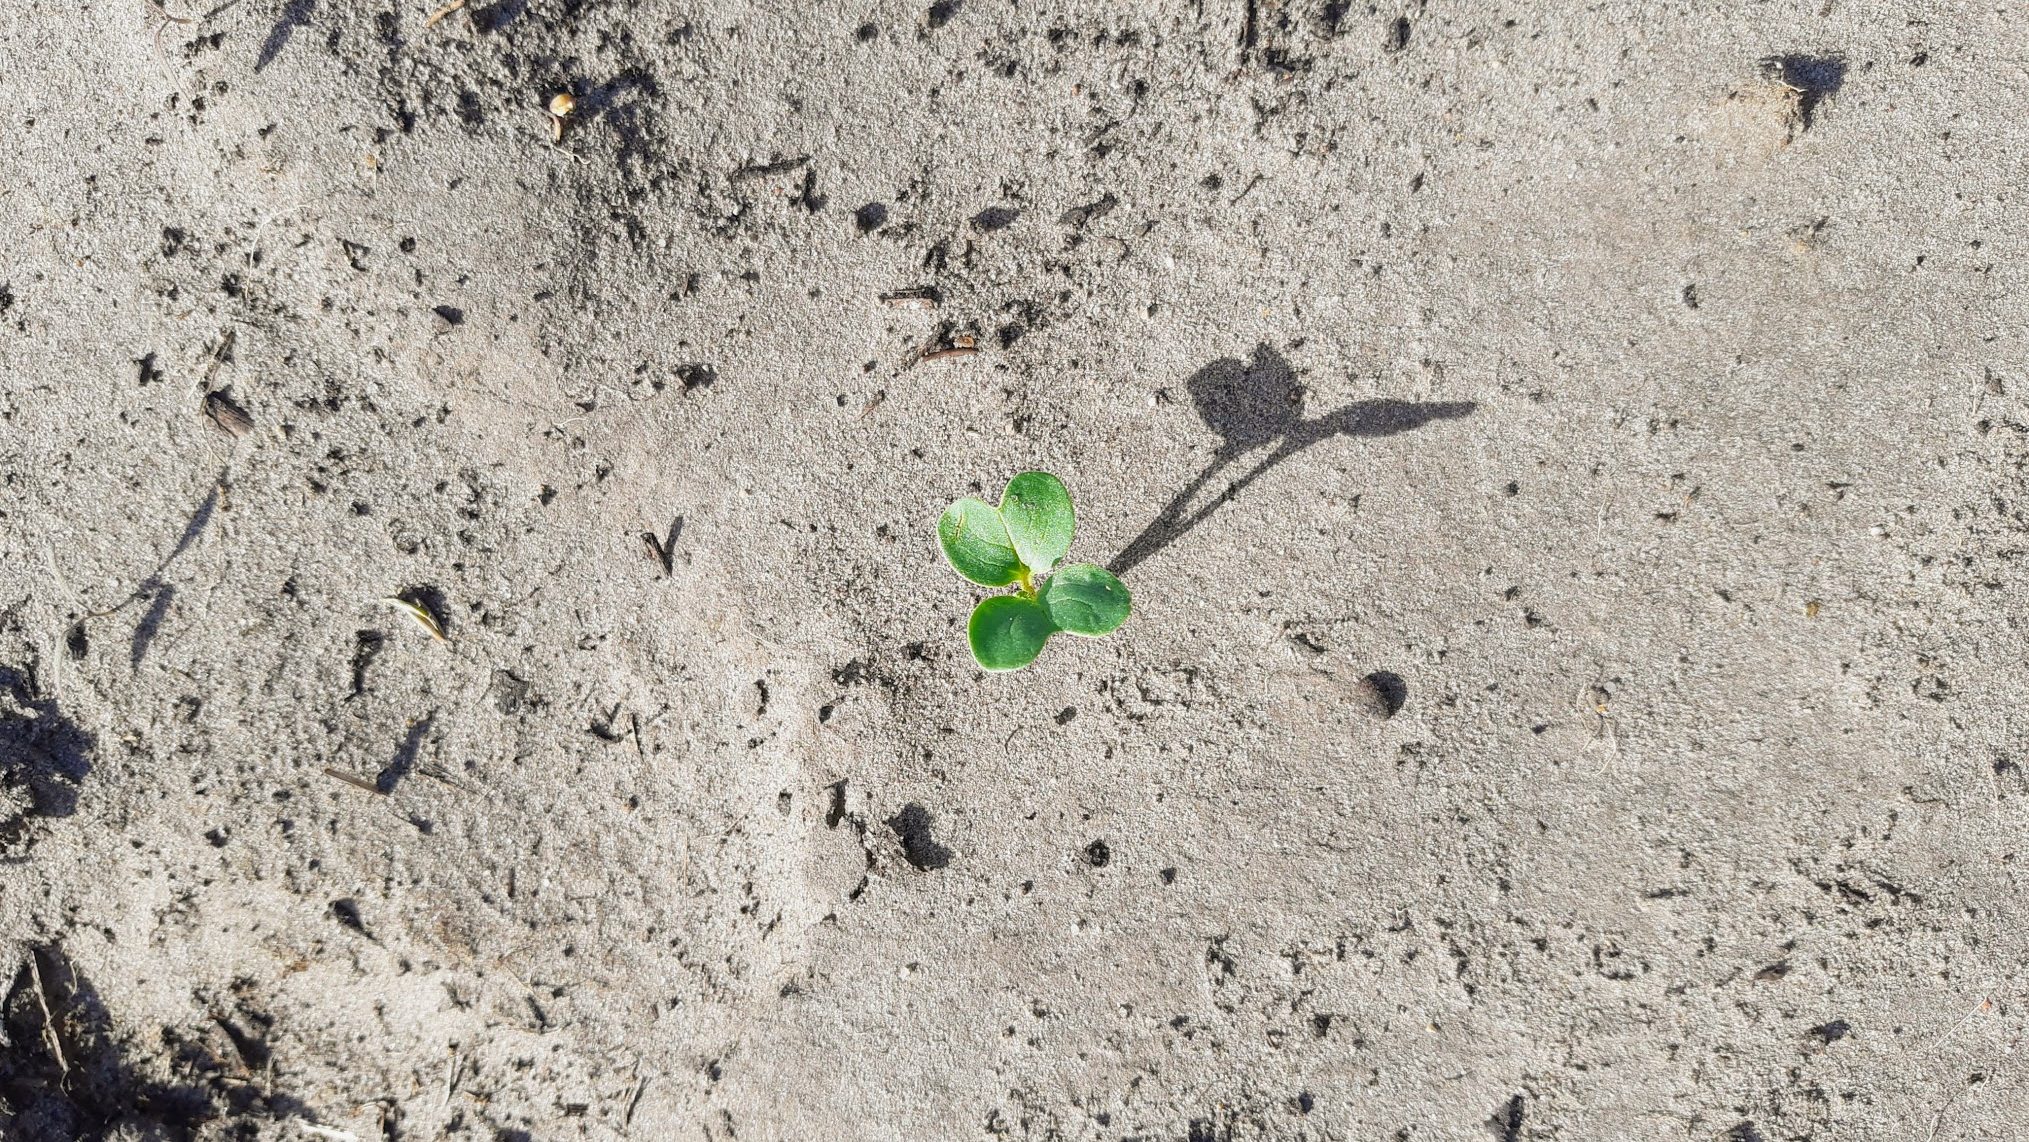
938, 472, 1130, 671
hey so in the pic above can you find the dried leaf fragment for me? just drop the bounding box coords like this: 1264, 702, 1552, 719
382, 596, 447, 641
202, 390, 253, 437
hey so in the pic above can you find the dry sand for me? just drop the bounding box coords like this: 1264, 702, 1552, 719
2, 2, 2025, 1139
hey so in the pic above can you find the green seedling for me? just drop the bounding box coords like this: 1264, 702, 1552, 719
938, 472, 1131, 671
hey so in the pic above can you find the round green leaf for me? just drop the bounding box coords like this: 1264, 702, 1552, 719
968, 595, 1056, 671
1040, 563, 1131, 636
938, 498, 1023, 586
1000, 471, 1075, 573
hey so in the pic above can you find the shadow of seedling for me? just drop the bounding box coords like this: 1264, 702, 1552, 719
0, 666, 93, 851
253, 0, 314, 73
1110, 345, 1476, 576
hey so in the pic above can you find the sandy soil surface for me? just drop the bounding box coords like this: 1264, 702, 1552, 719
2, 1, 2025, 1139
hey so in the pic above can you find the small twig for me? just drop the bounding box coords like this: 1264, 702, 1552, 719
441, 1045, 461, 1111
144, 0, 194, 58
624, 1070, 650, 1132
639, 516, 681, 578
201, 328, 236, 386
1930, 992, 1996, 1052
26, 954, 67, 1075
322, 768, 382, 795
422, 0, 466, 29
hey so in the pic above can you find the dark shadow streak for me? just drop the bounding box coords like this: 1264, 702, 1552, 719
375, 714, 433, 794
167, 486, 218, 563
253, 0, 314, 73
1109, 345, 1476, 577
121, 482, 219, 669
129, 583, 175, 670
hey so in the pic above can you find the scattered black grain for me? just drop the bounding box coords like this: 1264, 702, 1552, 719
1489, 1095, 1524, 1142
1808, 1019, 1850, 1044
677, 363, 716, 393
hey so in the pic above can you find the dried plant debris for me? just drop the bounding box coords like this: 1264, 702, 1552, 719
1059, 193, 1117, 228
640, 515, 682, 577
381, 594, 447, 641
730, 154, 810, 183
919, 331, 979, 363
0, 947, 253, 1135
422, 0, 467, 29
548, 91, 575, 142
201, 390, 253, 437
200, 329, 235, 384
321, 767, 381, 795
